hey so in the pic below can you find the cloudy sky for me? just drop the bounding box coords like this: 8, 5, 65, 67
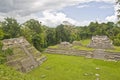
0, 0, 117, 27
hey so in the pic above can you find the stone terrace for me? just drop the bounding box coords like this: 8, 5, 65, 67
2, 37, 46, 72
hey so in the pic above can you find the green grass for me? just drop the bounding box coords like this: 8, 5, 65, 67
72, 39, 94, 51
48, 45, 59, 49
0, 65, 34, 80
105, 46, 120, 53
72, 46, 94, 51
1, 53, 120, 80
80, 39, 91, 46
28, 53, 120, 80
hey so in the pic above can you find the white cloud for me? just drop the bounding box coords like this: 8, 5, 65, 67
105, 2, 118, 22
0, 0, 115, 26
16, 11, 91, 27
77, 5, 90, 8
105, 15, 117, 22
44, 11, 98, 27
0, 0, 115, 16
38, 11, 91, 27
99, 5, 113, 9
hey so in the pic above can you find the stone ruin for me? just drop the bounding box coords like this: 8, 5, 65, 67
58, 41, 72, 49
45, 36, 120, 61
2, 37, 46, 72
88, 35, 114, 49
72, 41, 82, 46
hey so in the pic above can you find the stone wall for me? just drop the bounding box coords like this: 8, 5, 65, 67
45, 48, 90, 56
72, 41, 82, 46
2, 37, 46, 72
45, 48, 120, 61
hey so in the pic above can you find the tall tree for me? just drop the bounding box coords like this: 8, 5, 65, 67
116, 0, 120, 20
46, 28, 56, 46
1, 18, 20, 39
56, 24, 77, 43
22, 19, 45, 51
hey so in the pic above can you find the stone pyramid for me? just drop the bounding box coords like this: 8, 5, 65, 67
88, 35, 114, 49
2, 37, 46, 72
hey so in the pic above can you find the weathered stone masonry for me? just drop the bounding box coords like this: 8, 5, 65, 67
2, 37, 46, 72
88, 36, 114, 49
45, 48, 120, 60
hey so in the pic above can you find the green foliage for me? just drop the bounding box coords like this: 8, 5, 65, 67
56, 24, 77, 43
0, 48, 13, 64
0, 41, 3, 50
32, 33, 45, 51
24, 19, 43, 34
21, 19, 46, 51
1, 17, 120, 51
46, 28, 56, 46
1, 17, 20, 38
0, 41, 13, 64
113, 38, 120, 46
4, 48, 13, 56
0, 29, 4, 40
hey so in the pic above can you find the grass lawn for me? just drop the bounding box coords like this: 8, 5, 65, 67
72, 46, 94, 51
80, 39, 91, 46
28, 53, 120, 80
105, 46, 120, 53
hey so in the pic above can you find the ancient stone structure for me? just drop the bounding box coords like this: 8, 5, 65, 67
45, 48, 120, 61
88, 36, 114, 49
2, 37, 46, 72
58, 42, 72, 49
72, 41, 82, 46
45, 36, 120, 61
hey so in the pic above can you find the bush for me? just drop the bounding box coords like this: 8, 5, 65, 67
113, 38, 120, 46
0, 41, 13, 64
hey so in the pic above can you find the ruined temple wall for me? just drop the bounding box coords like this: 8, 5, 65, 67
45, 48, 120, 61
2, 37, 30, 50
88, 36, 114, 49
45, 48, 92, 56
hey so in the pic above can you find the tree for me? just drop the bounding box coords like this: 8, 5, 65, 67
22, 19, 46, 51
116, 0, 120, 20
56, 24, 76, 43
1, 18, 20, 38
24, 19, 42, 34
46, 28, 56, 46
0, 29, 4, 40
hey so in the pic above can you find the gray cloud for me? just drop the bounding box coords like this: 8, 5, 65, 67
0, 0, 114, 16
0, 0, 115, 26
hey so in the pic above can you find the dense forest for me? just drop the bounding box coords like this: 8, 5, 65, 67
0, 18, 120, 52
